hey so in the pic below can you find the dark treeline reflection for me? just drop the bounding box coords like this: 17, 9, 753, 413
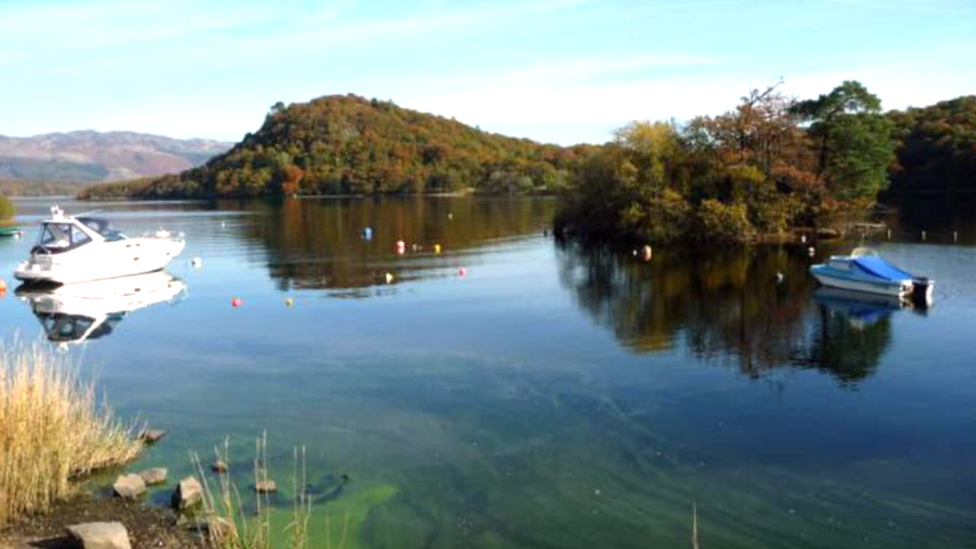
556, 241, 905, 384
227, 197, 554, 293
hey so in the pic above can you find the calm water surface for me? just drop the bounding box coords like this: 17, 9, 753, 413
1, 197, 974, 548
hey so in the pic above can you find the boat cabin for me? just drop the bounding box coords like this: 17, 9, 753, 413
32, 211, 126, 255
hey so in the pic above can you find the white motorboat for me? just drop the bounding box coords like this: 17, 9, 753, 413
809, 247, 933, 303
16, 270, 186, 345
14, 206, 185, 285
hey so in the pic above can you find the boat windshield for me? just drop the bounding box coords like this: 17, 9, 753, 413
76, 217, 126, 241
36, 222, 92, 253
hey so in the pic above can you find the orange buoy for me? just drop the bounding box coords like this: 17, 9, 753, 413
0, 278, 6, 292
231, 297, 243, 307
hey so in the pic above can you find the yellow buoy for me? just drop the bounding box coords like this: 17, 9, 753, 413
284, 297, 295, 307
385, 272, 394, 284
434, 244, 442, 254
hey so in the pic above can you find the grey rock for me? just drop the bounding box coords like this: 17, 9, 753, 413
171, 477, 203, 510
211, 460, 228, 474
254, 480, 277, 494
112, 474, 146, 499
138, 467, 167, 486
139, 429, 167, 443
65, 522, 132, 549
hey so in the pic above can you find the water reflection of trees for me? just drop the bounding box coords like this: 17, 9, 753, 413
230, 197, 553, 292
556, 241, 898, 384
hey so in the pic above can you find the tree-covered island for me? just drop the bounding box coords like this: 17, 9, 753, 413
80, 85, 975, 245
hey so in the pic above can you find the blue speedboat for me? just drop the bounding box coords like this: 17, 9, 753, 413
810, 247, 933, 300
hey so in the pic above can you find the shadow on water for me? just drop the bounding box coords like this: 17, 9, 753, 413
229, 197, 554, 293
554, 240, 929, 386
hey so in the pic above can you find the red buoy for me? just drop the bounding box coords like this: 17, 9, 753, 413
458, 267, 467, 277
231, 297, 243, 307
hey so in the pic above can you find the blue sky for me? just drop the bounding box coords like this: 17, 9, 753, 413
1, 0, 973, 144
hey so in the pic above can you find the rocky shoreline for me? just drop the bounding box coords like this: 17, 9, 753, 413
0, 494, 205, 549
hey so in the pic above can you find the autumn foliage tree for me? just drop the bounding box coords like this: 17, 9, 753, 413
557, 80, 894, 245
83, 95, 585, 199
886, 95, 976, 195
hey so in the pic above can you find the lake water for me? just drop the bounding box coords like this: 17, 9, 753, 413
1, 197, 974, 548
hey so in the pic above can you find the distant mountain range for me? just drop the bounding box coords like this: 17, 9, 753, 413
0, 130, 233, 183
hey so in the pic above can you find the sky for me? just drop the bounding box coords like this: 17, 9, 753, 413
0, 0, 973, 145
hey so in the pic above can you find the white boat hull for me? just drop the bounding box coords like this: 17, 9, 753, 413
14, 237, 185, 285
811, 272, 909, 298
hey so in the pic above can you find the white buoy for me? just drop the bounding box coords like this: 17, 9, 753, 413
800, 235, 806, 244
922, 230, 927, 241
807, 246, 815, 256
775, 272, 784, 284
191, 257, 202, 268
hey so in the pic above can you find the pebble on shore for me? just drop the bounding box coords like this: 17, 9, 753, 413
112, 474, 146, 500
66, 521, 132, 549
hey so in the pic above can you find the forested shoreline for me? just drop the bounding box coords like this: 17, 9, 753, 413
556, 80, 899, 245
556, 84, 973, 245
77, 88, 974, 244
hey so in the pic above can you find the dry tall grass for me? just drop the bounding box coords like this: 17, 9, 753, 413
0, 343, 143, 526
192, 434, 347, 549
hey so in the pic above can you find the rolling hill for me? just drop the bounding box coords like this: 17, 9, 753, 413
80, 95, 596, 199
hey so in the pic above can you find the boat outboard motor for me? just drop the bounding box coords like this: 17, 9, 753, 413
911, 277, 934, 307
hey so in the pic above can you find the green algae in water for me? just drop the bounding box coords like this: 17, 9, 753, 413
261, 484, 398, 549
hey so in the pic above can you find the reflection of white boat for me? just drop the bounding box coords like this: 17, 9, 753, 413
809, 247, 933, 301
813, 287, 906, 330
14, 206, 185, 285
16, 271, 186, 345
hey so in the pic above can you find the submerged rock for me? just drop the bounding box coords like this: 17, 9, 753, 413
180, 516, 235, 542
139, 429, 167, 444
171, 477, 203, 510
139, 467, 168, 486
66, 521, 132, 549
112, 474, 146, 499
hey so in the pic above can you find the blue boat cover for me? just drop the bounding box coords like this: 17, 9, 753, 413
853, 256, 913, 281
